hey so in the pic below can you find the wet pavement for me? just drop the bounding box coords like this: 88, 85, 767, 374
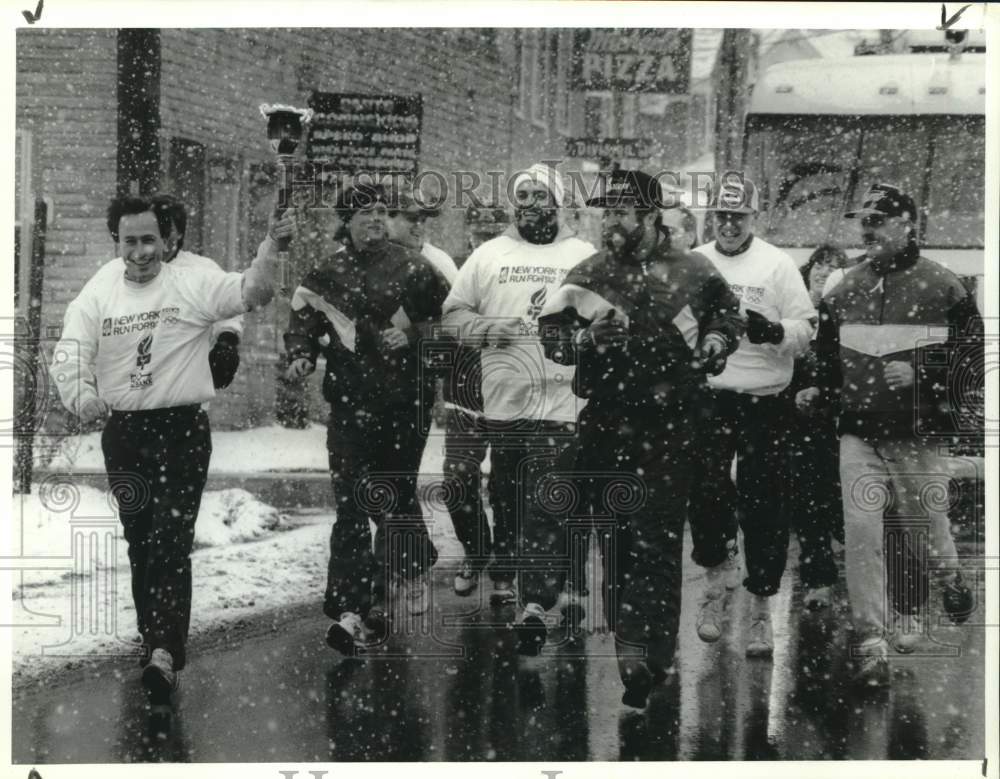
12, 537, 986, 763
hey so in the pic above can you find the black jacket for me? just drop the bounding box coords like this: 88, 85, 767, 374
538, 234, 745, 412
816, 248, 983, 440
284, 239, 449, 411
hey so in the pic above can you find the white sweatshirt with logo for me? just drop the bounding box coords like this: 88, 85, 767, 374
93, 250, 244, 340
696, 236, 816, 396
441, 225, 596, 423
51, 261, 248, 415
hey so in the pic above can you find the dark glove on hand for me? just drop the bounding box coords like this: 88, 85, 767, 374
745, 310, 784, 345
588, 310, 630, 348
210, 332, 241, 389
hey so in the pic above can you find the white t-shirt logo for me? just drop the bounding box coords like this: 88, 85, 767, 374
527, 286, 547, 319
136, 334, 153, 369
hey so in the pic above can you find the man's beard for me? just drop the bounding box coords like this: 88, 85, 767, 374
516, 208, 559, 245
603, 223, 645, 262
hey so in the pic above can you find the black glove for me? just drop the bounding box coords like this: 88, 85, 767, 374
210, 332, 241, 389
586, 310, 630, 348
745, 310, 784, 345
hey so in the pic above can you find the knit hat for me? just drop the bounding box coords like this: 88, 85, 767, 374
511, 163, 566, 206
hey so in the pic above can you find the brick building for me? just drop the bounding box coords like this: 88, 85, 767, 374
15, 28, 593, 430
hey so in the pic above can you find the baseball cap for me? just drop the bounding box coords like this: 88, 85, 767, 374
844, 183, 917, 220
388, 187, 442, 219
585, 169, 666, 209
706, 175, 760, 214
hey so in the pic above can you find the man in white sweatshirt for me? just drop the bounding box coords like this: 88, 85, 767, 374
441, 163, 596, 655
83, 194, 246, 391
153, 193, 244, 389
50, 195, 294, 701
688, 174, 815, 658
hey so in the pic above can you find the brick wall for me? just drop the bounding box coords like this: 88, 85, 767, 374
16, 29, 118, 329
18, 28, 581, 430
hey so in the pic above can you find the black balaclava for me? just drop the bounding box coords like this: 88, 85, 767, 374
515, 194, 559, 245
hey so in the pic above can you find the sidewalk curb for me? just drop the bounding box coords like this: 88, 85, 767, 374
34, 469, 332, 511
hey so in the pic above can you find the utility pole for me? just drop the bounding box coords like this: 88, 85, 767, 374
713, 28, 756, 176
117, 29, 161, 196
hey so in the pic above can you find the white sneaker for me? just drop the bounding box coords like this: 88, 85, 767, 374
403, 575, 430, 616
852, 637, 890, 688
696, 590, 725, 642
891, 612, 926, 654
746, 615, 774, 658
746, 595, 773, 659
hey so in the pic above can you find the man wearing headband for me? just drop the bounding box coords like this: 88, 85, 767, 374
283, 181, 451, 656
537, 168, 743, 709
441, 163, 596, 656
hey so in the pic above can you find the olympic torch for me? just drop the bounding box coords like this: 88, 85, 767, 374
259, 103, 314, 293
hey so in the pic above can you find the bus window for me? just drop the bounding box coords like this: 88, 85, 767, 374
925, 116, 985, 248
852, 117, 930, 206
746, 114, 984, 251
744, 116, 860, 248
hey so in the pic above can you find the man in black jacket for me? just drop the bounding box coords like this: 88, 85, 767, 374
284, 183, 450, 655
800, 183, 982, 687
538, 169, 744, 709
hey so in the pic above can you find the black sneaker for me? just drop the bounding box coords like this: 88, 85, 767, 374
516, 605, 547, 656
490, 578, 517, 606
141, 648, 179, 703
326, 612, 372, 656
942, 573, 974, 624
454, 561, 479, 596
620, 663, 657, 709
557, 588, 586, 630
364, 606, 390, 642
621, 682, 651, 710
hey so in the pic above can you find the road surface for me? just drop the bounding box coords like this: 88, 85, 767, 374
12, 537, 986, 763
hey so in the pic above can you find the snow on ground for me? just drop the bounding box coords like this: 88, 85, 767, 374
10, 515, 331, 690
12, 424, 467, 689
46, 423, 330, 473
13, 486, 286, 587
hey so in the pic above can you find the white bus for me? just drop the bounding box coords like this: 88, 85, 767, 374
742, 48, 985, 304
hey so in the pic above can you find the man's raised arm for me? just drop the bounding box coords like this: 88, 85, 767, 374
241, 208, 297, 310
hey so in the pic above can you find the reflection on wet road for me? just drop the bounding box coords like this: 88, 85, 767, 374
12, 540, 986, 763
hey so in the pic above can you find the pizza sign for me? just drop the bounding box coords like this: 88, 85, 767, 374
573, 29, 692, 94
